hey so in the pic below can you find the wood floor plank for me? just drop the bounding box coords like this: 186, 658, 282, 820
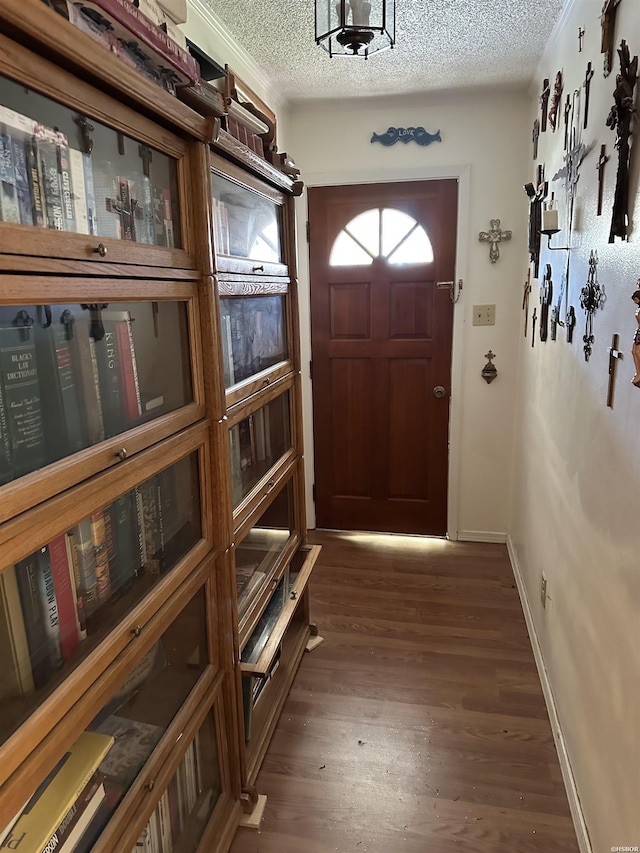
230, 531, 579, 853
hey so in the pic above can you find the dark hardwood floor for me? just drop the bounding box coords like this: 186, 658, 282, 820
230, 531, 580, 853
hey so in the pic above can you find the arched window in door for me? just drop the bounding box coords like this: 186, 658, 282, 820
329, 207, 434, 266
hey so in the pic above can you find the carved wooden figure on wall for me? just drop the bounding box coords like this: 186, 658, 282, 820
601, 0, 623, 76
549, 71, 563, 131
632, 285, 640, 388
605, 40, 637, 242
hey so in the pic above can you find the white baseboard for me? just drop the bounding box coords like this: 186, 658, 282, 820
506, 536, 592, 853
456, 530, 507, 543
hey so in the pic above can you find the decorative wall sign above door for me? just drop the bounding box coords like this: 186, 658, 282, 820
370, 126, 442, 146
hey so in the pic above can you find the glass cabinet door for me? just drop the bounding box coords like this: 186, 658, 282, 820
235, 478, 294, 623
0, 73, 183, 255
0, 585, 209, 853
130, 710, 222, 853
229, 390, 292, 508
211, 171, 284, 268
0, 300, 193, 486
0, 451, 202, 747
220, 294, 288, 390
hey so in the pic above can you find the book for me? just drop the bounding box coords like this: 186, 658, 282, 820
93, 714, 163, 791
0, 105, 43, 228
57, 776, 106, 853
152, 186, 165, 246
64, 532, 87, 641
92, 315, 124, 439
25, 137, 46, 228
35, 123, 67, 231
0, 123, 21, 224
90, 509, 112, 606
69, 148, 89, 235
47, 535, 80, 663
0, 799, 30, 847
36, 546, 64, 671
3, 731, 114, 853
105, 309, 142, 424
92, 160, 120, 239
0, 359, 12, 486
57, 136, 76, 233
35, 317, 88, 464
68, 519, 98, 619
9, 132, 34, 226
82, 151, 97, 236
162, 188, 174, 247
0, 319, 47, 478
155, 789, 172, 852
14, 551, 52, 690
65, 312, 104, 447
111, 491, 139, 592
0, 565, 35, 699
137, 477, 161, 575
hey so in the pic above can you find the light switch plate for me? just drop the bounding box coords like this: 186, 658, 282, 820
473, 304, 496, 326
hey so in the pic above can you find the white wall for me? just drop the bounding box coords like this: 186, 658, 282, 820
509, 1, 640, 850
287, 90, 530, 538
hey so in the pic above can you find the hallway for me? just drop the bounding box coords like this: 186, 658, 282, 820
230, 530, 580, 853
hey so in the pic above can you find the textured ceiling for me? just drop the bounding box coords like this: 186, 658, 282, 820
203, 0, 568, 102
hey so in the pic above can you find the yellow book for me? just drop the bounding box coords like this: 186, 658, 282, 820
4, 731, 114, 853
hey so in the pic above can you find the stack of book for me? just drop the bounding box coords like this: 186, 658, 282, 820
0, 464, 193, 705
0, 730, 114, 852
52, 0, 199, 96
131, 732, 209, 853
0, 103, 176, 245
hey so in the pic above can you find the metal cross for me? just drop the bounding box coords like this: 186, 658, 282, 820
566, 306, 576, 342
563, 94, 571, 150
578, 26, 585, 51
540, 263, 553, 342
479, 219, 512, 263
531, 307, 537, 347
607, 333, 623, 407
596, 143, 610, 216
579, 250, 604, 361
532, 118, 540, 160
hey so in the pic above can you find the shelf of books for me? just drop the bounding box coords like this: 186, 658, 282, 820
0, 567, 232, 853
0, 61, 192, 269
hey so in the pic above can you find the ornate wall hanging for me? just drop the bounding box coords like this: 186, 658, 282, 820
478, 219, 512, 263
370, 126, 442, 146
631, 285, 640, 388
579, 250, 604, 361
605, 40, 637, 242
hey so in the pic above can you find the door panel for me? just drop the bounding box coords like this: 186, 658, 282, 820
309, 179, 457, 535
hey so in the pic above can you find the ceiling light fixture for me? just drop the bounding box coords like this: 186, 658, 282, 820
315, 0, 395, 58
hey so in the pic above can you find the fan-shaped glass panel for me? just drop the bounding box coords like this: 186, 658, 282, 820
330, 232, 374, 266
388, 226, 434, 264
329, 207, 434, 266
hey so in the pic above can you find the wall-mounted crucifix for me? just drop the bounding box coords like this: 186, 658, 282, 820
583, 62, 594, 128
533, 119, 540, 160
605, 40, 637, 242
524, 165, 547, 277
566, 306, 576, 343
563, 95, 571, 150
478, 219, 512, 263
578, 27, 585, 52
579, 250, 604, 361
540, 78, 550, 131
549, 71, 563, 132
607, 334, 623, 407
540, 264, 553, 342
596, 144, 610, 216
523, 270, 532, 336
601, 0, 623, 76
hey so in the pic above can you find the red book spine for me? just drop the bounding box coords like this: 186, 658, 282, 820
48, 534, 80, 661
115, 321, 141, 421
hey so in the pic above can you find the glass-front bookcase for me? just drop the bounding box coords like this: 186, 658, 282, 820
0, 14, 239, 853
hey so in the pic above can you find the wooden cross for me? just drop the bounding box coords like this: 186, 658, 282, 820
540, 78, 550, 131
532, 118, 540, 160
607, 333, 623, 407
563, 94, 571, 150
578, 27, 585, 51
531, 307, 537, 347
606, 40, 638, 243
478, 219, 512, 263
566, 306, 576, 342
550, 306, 559, 341
540, 264, 553, 342
139, 144, 153, 178
601, 0, 623, 77
596, 144, 610, 216
583, 62, 594, 129
523, 270, 532, 336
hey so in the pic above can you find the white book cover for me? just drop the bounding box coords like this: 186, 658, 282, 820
69, 148, 89, 235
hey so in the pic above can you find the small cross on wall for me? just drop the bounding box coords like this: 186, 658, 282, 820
478, 219, 512, 263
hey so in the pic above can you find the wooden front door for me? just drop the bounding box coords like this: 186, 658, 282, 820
308, 180, 458, 535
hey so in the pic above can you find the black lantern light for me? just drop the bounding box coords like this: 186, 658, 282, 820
315, 0, 395, 58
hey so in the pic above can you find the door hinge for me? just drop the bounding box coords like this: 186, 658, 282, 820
306, 220, 310, 243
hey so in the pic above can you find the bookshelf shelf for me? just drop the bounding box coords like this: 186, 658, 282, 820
0, 5, 314, 849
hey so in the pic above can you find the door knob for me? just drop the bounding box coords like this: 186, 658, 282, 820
433, 385, 446, 398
